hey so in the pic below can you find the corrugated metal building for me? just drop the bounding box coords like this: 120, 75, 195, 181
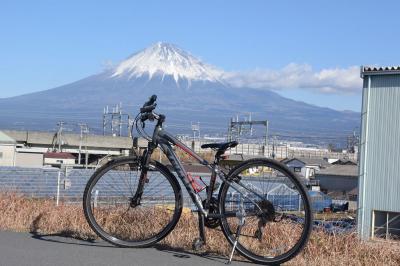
358, 66, 400, 240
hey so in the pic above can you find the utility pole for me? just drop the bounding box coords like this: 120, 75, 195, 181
78, 123, 89, 165
271, 135, 277, 159
128, 116, 134, 138
53, 121, 65, 152
191, 122, 200, 152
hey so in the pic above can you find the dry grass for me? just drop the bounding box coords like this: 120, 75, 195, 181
1, 192, 399, 265
151, 148, 215, 164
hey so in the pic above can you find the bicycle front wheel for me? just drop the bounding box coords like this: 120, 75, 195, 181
218, 158, 312, 265
83, 157, 183, 248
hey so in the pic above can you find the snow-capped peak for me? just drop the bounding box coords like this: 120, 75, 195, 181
111, 42, 224, 84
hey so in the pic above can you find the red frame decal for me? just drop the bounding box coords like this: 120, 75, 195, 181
175, 142, 197, 159
187, 173, 205, 193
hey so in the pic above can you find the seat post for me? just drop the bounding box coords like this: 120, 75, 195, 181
214, 150, 224, 164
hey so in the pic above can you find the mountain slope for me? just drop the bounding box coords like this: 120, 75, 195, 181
0, 42, 360, 142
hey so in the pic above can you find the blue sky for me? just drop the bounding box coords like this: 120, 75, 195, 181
1, 1, 400, 111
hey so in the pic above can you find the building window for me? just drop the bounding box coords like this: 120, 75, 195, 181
56, 160, 64, 164
373, 211, 400, 240
294, 167, 301, 173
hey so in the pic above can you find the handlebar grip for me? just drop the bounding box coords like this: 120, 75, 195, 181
143, 95, 157, 107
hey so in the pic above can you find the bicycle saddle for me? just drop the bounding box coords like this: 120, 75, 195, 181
201, 141, 238, 152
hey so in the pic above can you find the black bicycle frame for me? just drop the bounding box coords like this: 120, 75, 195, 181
138, 122, 263, 217
157, 128, 217, 216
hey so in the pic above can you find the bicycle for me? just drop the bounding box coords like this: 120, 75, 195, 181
83, 95, 313, 265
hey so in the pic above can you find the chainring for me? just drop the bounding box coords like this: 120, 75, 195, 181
203, 197, 220, 229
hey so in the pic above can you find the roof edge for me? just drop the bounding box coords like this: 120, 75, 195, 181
0, 131, 16, 144
361, 65, 400, 78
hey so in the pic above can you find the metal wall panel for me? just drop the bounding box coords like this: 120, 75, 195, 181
358, 74, 400, 239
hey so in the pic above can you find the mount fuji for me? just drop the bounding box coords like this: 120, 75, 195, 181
0, 42, 359, 143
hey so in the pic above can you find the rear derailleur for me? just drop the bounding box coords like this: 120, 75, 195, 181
254, 199, 276, 241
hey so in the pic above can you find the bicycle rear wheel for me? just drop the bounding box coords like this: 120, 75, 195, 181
83, 157, 183, 247
218, 158, 312, 265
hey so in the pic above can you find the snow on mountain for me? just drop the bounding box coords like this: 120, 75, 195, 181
0, 41, 360, 144
111, 42, 224, 85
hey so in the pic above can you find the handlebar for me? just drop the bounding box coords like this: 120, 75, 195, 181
140, 104, 156, 113
140, 112, 154, 122
135, 95, 166, 140
138, 94, 165, 124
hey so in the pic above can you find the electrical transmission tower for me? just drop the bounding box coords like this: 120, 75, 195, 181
102, 103, 133, 137
347, 127, 360, 154
191, 122, 201, 140
227, 114, 269, 156
228, 114, 269, 145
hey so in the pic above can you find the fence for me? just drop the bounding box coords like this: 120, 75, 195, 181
0, 166, 94, 204
0, 166, 208, 207
0, 166, 334, 212
181, 140, 357, 160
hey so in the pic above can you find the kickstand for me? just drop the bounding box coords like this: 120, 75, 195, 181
227, 197, 246, 264
226, 221, 244, 264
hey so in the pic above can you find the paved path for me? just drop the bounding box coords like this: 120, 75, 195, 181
0, 231, 251, 266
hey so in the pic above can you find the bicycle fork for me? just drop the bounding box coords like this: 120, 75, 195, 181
130, 146, 153, 207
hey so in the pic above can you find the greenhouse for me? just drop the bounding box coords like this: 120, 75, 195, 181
226, 182, 301, 211
308, 190, 332, 212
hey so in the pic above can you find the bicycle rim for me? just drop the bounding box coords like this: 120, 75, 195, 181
219, 158, 312, 264
83, 158, 182, 247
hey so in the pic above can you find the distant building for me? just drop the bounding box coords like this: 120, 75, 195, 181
315, 164, 358, 198
0, 130, 143, 168
0, 131, 16, 166
281, 157, 330, 179
358, 66, 400, 240
0, 131, 44, 167
44, 152, 76, 166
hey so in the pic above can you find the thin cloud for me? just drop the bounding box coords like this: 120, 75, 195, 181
223, 63, 362, 94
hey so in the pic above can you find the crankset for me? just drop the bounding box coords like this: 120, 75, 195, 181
203, 197, 220, 229
129, 196, 141, 208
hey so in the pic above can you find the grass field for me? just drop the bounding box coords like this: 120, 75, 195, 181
0, 192, 399, 265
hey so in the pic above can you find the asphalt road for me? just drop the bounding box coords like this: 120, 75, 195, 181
0, 231, 251, 266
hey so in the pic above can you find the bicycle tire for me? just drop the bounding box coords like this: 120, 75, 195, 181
83, 156, 183, 248
218, 158, 312, 265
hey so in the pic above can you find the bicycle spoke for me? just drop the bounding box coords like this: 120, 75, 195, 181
219, 159, 312, 264
84, 159, 182, 247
